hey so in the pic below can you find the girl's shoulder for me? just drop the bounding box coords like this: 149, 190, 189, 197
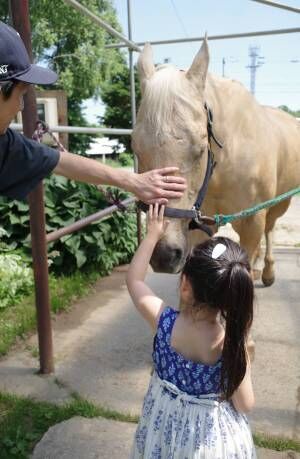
157, 306, 178, 329
154, 306, 178, 343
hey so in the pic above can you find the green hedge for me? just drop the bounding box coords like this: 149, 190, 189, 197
0, 175, 137, 275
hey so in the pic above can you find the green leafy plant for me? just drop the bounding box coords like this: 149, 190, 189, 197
118, 152, 134, 167
100, 65, 141, 154
0, 229, 33, 309
0, 175, 137, 275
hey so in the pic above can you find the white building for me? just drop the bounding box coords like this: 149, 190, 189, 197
86, 137, 125, 163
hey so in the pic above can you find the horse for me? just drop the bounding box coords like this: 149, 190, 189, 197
131, 39, 300, 286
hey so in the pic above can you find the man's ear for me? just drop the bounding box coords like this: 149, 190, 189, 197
0, 85, 4, 102
0, 81, 17, 100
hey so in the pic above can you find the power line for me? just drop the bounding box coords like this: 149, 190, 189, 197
169, 0, 189, 38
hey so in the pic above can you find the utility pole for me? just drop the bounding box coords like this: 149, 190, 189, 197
246, 45, 265, 95
222, 56, 238, 78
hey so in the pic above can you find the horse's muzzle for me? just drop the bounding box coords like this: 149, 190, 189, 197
150, 241, 185, 274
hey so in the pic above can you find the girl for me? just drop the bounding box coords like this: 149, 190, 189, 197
126, 203, 256, 459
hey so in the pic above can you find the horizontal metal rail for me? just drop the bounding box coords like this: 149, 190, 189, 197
250, 0, 300, 14
46, 196, 136, 243
106, 27, 300, 49
10, 123, 132, 135
11, 117, 300, 137
63, 0, 141, 52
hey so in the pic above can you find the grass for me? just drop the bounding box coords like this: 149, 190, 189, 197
0, 391, 299, 458
0, 392, 138, 459
253, 432, 300, 452
0, 270, 99, 356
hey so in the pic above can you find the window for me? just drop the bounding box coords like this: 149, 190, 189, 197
37, 103, 46, 122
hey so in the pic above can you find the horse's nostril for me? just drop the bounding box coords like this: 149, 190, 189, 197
151, 243, 185, 273
167, 248, 183, 267
174, 248, 182, 261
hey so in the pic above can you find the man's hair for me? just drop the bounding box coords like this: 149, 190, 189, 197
0, 80, 17, 100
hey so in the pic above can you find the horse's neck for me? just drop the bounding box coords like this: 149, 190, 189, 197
201, 74, 261, 205
204, 73, 261, 140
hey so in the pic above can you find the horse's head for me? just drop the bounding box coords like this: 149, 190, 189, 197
132, 39, 210, 273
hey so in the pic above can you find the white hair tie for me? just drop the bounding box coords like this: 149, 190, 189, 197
211, 243, 226, 259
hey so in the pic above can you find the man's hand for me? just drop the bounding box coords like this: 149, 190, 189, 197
54, 152, 186, 204
133, 167, 186, 204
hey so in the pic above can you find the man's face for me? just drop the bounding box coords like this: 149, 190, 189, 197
0, 82, 29, 134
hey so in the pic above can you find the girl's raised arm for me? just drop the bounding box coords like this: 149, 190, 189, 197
126, 204, 169, 331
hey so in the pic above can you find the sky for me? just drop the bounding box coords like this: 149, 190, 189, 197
83, 0, 300, 123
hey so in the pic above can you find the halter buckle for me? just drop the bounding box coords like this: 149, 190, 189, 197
192, 206, 202, 224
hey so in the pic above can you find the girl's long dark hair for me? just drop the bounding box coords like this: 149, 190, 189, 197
182, 236, 254, 400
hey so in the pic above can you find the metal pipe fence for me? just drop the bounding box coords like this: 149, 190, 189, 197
106, 27, 300, 49
63, 0, 140, 51
46, 197, 136, 243
10, 123, 132, 135
250, 0, 300, 14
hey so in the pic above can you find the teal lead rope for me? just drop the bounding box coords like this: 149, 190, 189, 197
214, 186, 300, 227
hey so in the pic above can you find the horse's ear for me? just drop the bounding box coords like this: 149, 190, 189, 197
186, 35, 209, 90
137, 42, 155, 92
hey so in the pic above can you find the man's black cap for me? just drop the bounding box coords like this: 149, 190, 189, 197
0, 21, 58, 85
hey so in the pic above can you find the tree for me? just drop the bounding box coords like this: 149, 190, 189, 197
100, 64, 141, 153
0, 0, 126, 154
279, 106, 300, 118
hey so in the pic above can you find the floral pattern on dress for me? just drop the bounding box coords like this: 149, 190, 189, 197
152, 307, 222, 396
150, 444, 162, 459
163, 413, 173, 446
130, 307, 256, 459
135, 424, 147, 454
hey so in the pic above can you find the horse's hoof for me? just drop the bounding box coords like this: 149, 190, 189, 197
262, 275, 275, 287
252, 269, 261, 281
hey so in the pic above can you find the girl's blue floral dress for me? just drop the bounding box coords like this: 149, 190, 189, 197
130, 307, 256, 459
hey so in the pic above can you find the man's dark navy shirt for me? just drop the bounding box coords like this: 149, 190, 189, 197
0, 128, 60, 200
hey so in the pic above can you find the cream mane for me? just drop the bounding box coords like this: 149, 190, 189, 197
138, 65, 200, 136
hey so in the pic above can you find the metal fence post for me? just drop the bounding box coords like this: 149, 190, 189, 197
127, 0, 142, 243
10, 0, 54, 373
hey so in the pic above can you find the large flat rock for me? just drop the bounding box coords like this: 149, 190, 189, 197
32, 417, 136, 459
32, 417, 300, 459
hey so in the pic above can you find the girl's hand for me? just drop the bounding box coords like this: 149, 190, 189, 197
147, 203, 169, 240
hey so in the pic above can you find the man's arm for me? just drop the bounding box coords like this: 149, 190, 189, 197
54, 150, 186, 205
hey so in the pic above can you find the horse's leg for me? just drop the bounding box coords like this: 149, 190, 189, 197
262, 198, 291, 286
251, 242, 264, 280
232, 212, 266, 274
262, 229, 274, 286
253, 244, 262, 266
